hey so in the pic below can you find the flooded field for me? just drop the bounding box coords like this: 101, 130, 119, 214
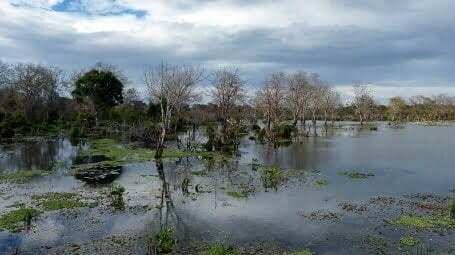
0, 123, 454, 254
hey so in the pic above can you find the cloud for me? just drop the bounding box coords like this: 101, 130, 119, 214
1, 0, 455, 102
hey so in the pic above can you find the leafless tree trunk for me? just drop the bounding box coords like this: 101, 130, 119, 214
210, 66, 245, 143
145, 62, 204, 159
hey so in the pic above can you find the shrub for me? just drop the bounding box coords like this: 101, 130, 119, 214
153, 228, 177, 254
272, 124, 294, 139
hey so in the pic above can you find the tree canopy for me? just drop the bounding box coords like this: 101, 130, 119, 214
72, 69, 124, 110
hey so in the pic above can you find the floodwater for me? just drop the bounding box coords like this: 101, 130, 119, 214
0, 123, 454, 254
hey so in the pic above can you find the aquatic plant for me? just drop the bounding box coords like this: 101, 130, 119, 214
261, 167, 286, 190
316, 179, 329, 186
181, 177, 190, 194
400, 236, 419, 246
110, 184, 126, 210
251, 158, 262, 170
0, 170, 50, 181
0, 208, 41, 232
200, 244, 238, 255
192, 170, 209, 176
32, 192, 97, 211
338, 170, 374, 179
450, 201, 455, 219
153, 228, 178, 254
390, 215, 455, 229
227, 191, 248, 199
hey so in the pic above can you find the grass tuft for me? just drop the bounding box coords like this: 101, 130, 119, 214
0, 208, 41, 232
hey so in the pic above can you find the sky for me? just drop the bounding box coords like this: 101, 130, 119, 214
1, 0, 455, 103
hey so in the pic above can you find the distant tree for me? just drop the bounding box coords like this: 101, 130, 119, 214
72, 68, 124, 121
352, 84, 375, 125
123, 87, 141, 106
255, 72, 287, 135
210, 66, 246, 142
287, 71, 311, 127
388, 96, 407, 122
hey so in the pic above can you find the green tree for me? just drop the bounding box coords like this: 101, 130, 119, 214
72, 69, 124, 120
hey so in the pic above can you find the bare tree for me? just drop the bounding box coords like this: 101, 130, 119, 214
328, 91, 342, 126
307, 74, 325, 133
352, 84, 375, 125
255, 72, 287, 135
287, 71, 310, 127
6, 63, 66, 121
388, 96, 407, 122
123, 87, 141, 106
144, 62, 205, 159
210, 66, 246, 141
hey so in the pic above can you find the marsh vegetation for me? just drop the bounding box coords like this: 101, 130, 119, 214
1, 61, 455, 254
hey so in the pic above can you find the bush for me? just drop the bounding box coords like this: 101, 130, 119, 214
153, 228, 177, 253
272, 124, 294, 139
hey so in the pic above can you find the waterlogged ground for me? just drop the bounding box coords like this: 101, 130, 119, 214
0, 123, 454, 254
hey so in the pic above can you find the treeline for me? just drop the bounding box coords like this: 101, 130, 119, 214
1, 60, 454, 153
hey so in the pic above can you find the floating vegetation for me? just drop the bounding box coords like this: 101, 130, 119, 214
338, 170, 375, 179
400, 236, 419, 246
315, 179, 329, 186
261, 167, 286, 190
227, 191, 248, 199
71, 162, 122, 184
390, 215, 455, 229
0, 170, 50, 181
200, 244, 238, 255
84, 139, 234, 166
32, 192, 97, 211
192, 170, 209, 176
0, 208, 41, 232
152, 228, 178, 254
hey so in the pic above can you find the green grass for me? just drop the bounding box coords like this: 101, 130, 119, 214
227, 191, 248, 199
287, 251, 313, 255
400, 236, 419, 246
40, 200, 97, 211
316, 179, 329, 186
31, 192, 76, 200
32, 192, 97, 211
0, 170, 50, 180
338, 170, 374, 179
85, 139, 233, 165
192, 170, 209, 176
390, 215, 455, 229
0, 208, 41, 232
200, 244, 238, 255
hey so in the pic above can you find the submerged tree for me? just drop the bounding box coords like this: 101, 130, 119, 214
255, 72, 287, 136
388, 96, 407, 123
210, 66, 246, 144
352, 84, 375, 125
287, 71, 311, 127
144, 62, 204, 159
